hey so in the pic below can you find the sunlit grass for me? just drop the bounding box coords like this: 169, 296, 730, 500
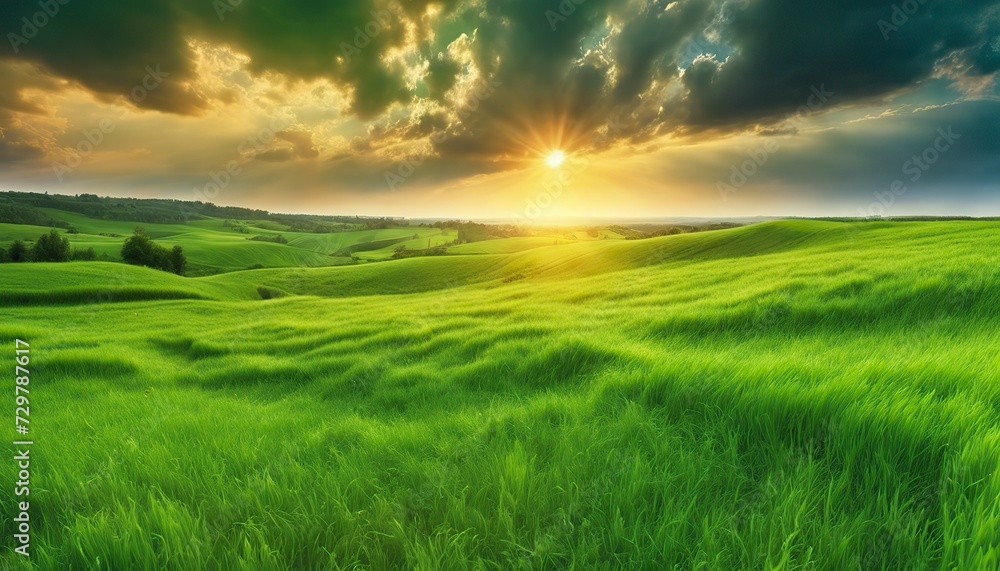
1, 213, 455, 273
1, 220, 999, 569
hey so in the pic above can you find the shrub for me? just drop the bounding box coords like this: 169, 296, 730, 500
224, 219, 250, 233
257, 286, 286, 300
71, 247, 97, 261
8, 240, 27, 262
248, 234, 288, 244
29, 229, 71, 262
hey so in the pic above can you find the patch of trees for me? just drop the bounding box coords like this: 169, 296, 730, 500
2, 191, 411, 234
808, 216, 1000, 223
333, 236, 413, 257
0, 202, 69, 228
72, 248, 97, 260
608, 223, 744, 239
391, 245, 449, 259
428, 221, 524, 243
120, 228, 186, 275
248, 234, 288, 244
223, 219, 251, 233
1, 191, 271, 225
0, 229, 94, 263
281, 216, 398, 233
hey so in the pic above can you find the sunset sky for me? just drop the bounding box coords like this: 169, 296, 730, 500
1, 0, 998, 220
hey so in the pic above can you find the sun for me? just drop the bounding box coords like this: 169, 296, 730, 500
545, 150, 566, 168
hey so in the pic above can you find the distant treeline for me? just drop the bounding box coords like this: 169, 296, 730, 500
0, 191, 402, 233
805, 216, 1000, 222
417, 220, 747, 243
427, 221, 524, 242
609, 222, 745, 239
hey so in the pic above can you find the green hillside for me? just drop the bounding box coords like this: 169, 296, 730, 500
1, 220, 999, 569
1, 208, 452, 273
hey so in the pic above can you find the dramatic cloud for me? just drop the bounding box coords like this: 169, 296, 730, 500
674, 0, 1000, 132
0, 0, 997, 216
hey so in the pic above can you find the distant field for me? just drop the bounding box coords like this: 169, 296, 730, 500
447, 236, 574, 255
1, 209, 457, 272
1, 220, 999, 569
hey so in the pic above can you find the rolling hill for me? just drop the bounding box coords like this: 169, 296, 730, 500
1, 220, 999, 569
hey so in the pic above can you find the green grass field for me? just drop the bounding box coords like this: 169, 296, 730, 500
1, 219, 999, 569
0, 211, 460, 273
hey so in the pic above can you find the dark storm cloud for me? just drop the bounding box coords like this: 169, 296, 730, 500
692, 100, 1000, 202
673, 0, 1000, 133
1, 1, 207, 114
610, 0, 711, 104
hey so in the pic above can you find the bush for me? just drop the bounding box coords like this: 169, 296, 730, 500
30, 229, 71, 262
71, 247, 97, 261
224, 219, 250, 234
8, 240, 27, 262
257, 286, 286, 300
248, 234, 288, 244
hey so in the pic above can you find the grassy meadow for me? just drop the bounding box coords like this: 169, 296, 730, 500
1, 217, 999, 569
0, 211, 458, 274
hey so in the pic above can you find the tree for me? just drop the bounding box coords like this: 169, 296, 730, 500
121, 227, 157, 267
169, 245, 187, 275
8, 240, 27, 262
0, 247, 8, 263
121, 228, 185, 275
29, 229, 71, 262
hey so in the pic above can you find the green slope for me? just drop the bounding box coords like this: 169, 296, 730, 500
447, 236, 575, 255
2, 220, 1000, 568
2, 208, 448, 273
5, 220, 998, 303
